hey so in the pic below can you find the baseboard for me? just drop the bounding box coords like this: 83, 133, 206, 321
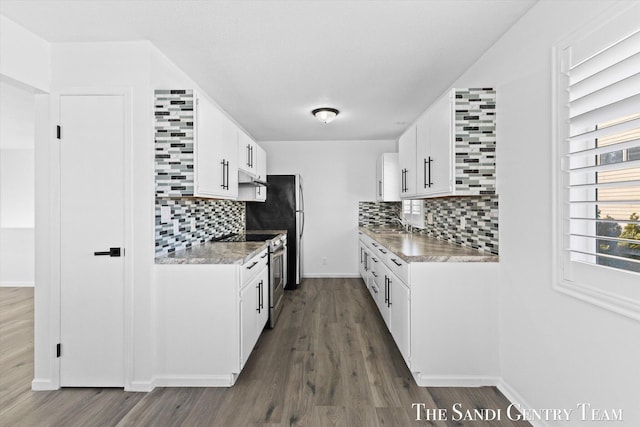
127, 379, 156, 392
497, 379, 551, 427
153, 374, 237, 387
31, 378, 57, 391
303, 273, 361, 279
413, 372, 500, 387
1, 281, 35, 287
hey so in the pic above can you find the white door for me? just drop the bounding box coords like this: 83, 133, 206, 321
59, 94, 125, 387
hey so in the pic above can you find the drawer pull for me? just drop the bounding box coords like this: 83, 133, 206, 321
246, 261, 259, 270
391, 258, 402, 267
260, 252, 269, 259
378, 248, 387, 254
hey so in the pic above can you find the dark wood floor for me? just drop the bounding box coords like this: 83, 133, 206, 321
0, 279, 529, 426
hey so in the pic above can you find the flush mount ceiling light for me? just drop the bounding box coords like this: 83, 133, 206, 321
312, 107, 340, 124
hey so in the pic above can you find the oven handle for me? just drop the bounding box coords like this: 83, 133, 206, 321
271, 247, 286, 257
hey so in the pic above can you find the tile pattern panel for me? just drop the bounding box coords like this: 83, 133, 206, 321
358, 202, 402, 228
155, 89, 195, 197
454, 88, 496, 195
155, 198, 245, 256
421, 195, 499, 255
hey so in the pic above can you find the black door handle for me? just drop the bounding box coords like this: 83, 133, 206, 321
94, 247, 121, 257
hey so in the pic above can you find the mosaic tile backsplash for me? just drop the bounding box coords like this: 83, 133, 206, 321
155, 89, 195, 197
454, 88, 496, 195
155, 198, 245, 256
421, 196, 499, 255
359, 196, 499, 255
359, 202, 402, 228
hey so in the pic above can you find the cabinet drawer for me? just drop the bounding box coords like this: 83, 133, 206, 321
241, 247, 269, 285
359, 233, 375, 249
386, 255, 409, 284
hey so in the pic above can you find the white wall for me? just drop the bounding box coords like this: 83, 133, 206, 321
32, 41, 155, 390
0, 15, 50, 93
261, 140, 397, 277
450, 1, 640, 425
0, 81, 35, 286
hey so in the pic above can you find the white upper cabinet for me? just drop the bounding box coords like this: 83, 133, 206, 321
238, 130, 258, 177
398, 125, 417, 197
376, 153, 400, 202
237, 143, 267, 202
195, 93, 238, 199
255, 145, 267, 202
415, 93, 452, 197
398, 88, 496, 199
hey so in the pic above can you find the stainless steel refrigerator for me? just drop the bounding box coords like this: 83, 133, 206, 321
245, 174, 304, 289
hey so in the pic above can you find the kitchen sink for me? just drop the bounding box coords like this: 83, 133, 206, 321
368, 228, 408, 235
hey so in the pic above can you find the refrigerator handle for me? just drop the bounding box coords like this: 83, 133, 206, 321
298, 178, 305, 238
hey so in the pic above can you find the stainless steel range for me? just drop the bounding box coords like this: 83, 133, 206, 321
213, 232, 287, 328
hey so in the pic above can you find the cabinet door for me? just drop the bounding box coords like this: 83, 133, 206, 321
238, 130, 257, 176
428, 92, 453, 195
359, 241, 367, 280
240, 278, 259, 368
415, 112, 431, 197
195, 94, 224, 196
398, 125, 417, 197
389, 274, 410, 366
378, 263, 392, 327
376, 155, 384, 201
377, 153, 400, 202
195, 94, 238, 199
220, 115, 239, 198
415, 91, 454, 197
255, 145, 267, 202
256, 267, 269, 331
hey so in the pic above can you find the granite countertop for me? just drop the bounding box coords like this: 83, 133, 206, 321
359, 227, 498, 263
155, 230, 287, 265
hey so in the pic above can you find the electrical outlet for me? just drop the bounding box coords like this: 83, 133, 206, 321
460, 217, 467, 229
160, 206, 171, 224
321, 257, 327, 266
173, 219, 180, 235
190, 217, 196, 232
427, 212, 434, 225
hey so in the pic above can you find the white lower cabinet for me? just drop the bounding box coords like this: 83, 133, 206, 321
240, 265, 268, 368
388, 271, 410, 367
358, 234, 499, 387
155, 247, 268, 387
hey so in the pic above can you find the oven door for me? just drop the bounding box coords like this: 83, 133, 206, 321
269, 246, 286, 328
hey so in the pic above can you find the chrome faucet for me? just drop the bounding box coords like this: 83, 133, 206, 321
393, 217, 412, 233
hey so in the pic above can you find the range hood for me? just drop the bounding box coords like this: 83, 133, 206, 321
238, 170, 267, 187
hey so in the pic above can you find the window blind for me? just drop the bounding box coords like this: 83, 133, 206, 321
564, 29, 640, 273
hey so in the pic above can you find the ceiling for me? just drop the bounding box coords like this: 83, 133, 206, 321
0, 0, 536, 142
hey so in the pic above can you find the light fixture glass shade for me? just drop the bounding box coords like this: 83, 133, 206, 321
312, 107, 339, 124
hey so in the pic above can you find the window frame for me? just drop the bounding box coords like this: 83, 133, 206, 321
402, 199, 425, 229
551, 2, 640, 321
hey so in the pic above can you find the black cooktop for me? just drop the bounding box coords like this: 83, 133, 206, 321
212, 233, 279, 243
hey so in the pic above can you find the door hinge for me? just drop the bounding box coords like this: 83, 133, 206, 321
56, 125, 61, 139
56, 343, 61, 358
